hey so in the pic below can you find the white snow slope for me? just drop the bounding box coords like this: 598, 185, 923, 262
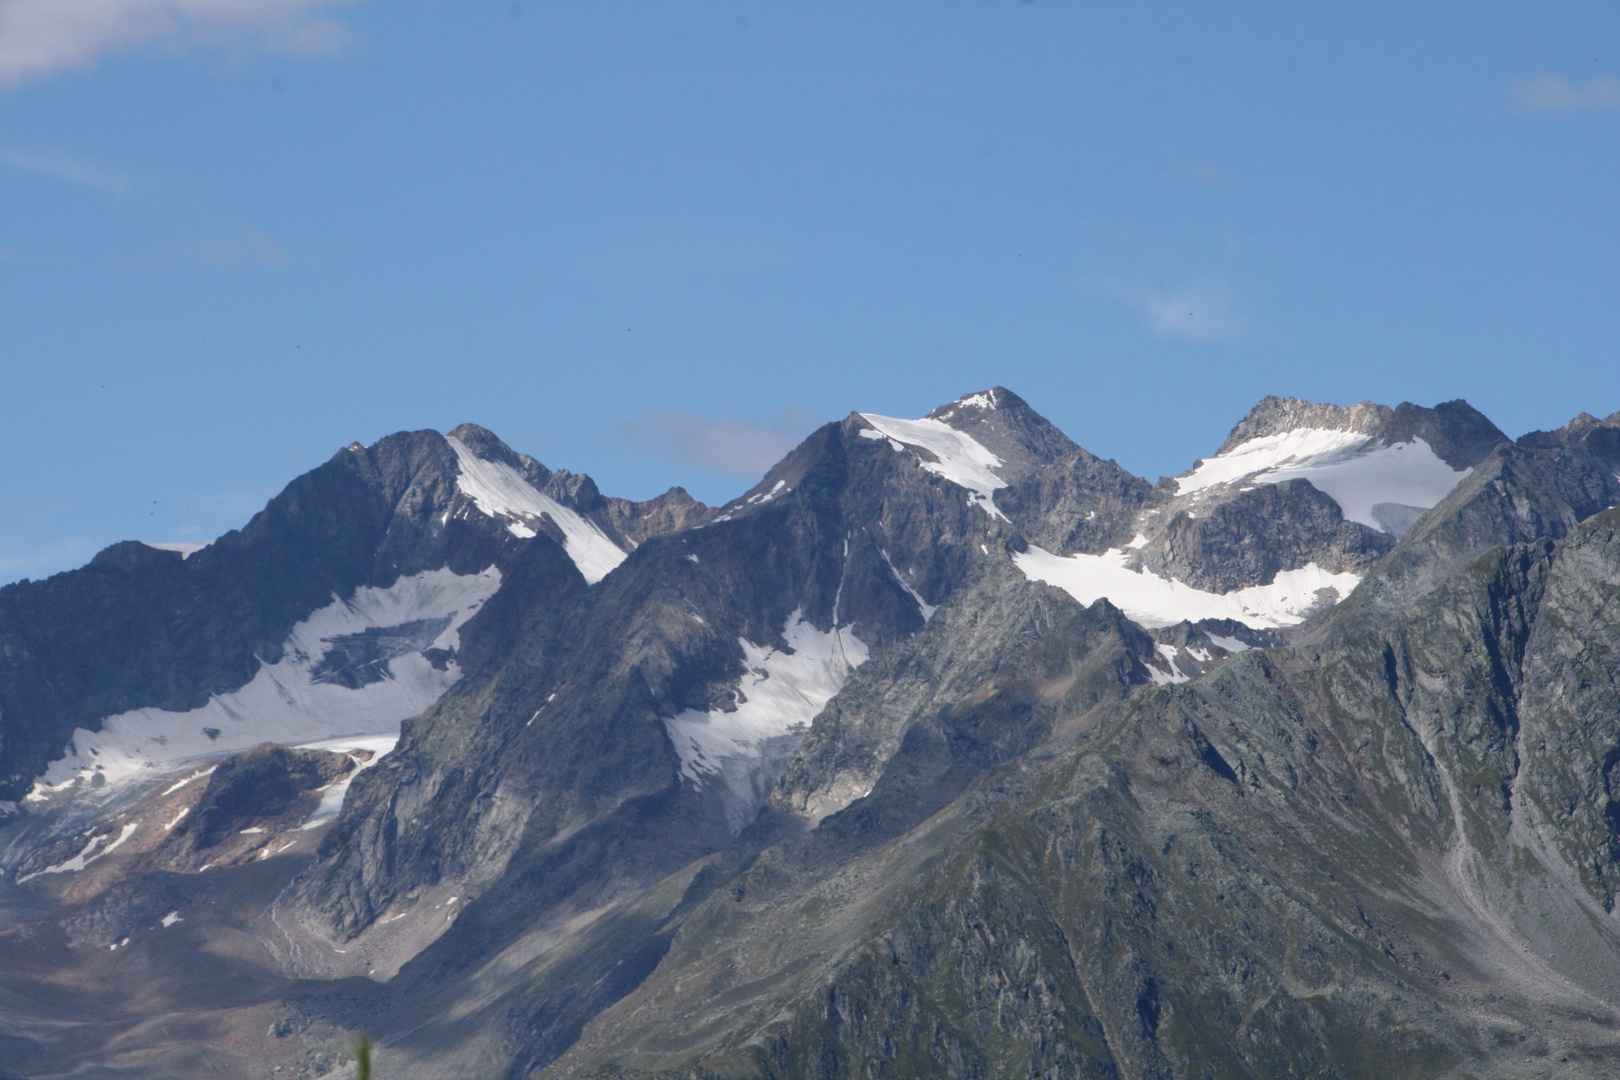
1176, 429, 1471, 535
30, 567, 501, 797
1014, 545, 1359, 630
142, 541, 211, 559
664, 610, 870, 832
446, 436, 627, 583
857, 413, 1008, 520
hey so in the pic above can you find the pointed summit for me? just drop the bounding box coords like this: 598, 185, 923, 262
920, 387, 1083, 481
446, 422, 544, 477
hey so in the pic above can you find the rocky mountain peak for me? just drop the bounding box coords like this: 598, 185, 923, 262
445, 421, 547, 478
1214, 394, 1506, 469
1518, 408, 1620, 449
1214, 395, 1395, 453
920, 386, 1082, 483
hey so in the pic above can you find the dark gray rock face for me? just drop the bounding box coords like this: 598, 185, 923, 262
0, 426, 704, 801
1215, 395, 1508, 470
285, 409, 1031, 945
7, 389, 1620, 1080
1312, 439, 1620, 644
1140, 479, 1393, 594
556, 516, 1620, 1080
174, 744, 354, 851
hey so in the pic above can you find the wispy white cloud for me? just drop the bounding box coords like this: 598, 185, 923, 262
620, 404, 823, 478
0, 0, 359, 88
1510, 74, 1620, 113
186, 228, 289, 267
122, 227, 292, 268
0, 146, 139, 195
1086, 275, 1242, 343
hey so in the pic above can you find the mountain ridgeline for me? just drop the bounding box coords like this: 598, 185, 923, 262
3, 389, 1620, 1079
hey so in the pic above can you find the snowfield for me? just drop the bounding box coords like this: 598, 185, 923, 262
30, 567, 500, 798
664, 610, 869, 832
858, 413, 1009, 520
1176, 429, 1471, 536
447, 436, 627, 583
1013, 545, 1360, 629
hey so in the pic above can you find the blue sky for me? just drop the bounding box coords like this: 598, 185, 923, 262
2, 2, 1617, 583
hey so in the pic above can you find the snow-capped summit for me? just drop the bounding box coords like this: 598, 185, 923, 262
1178, 395, 1507, 537
446, 432, 627, 582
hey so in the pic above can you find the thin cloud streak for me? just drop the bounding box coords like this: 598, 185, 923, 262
0, 0, 360, 87
187, 228, 290, 267
620, 404, 823, 478
1510, 74, 1620, 113
0, 147, 139, 196
117, 228, 293, 268
1085, 275, 1243, 343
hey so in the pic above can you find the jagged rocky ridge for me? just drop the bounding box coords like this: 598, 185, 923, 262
1, 390, 1619, 1079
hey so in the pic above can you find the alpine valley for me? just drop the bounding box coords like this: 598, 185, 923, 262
5, 388, 1620, 1080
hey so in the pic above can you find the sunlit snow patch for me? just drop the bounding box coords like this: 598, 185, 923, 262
17, 822, 139, 882
858, 413, 1008, 520
142, 541, 211, 558
1176, 429, 1470, 536
293, 733, 400, 831
880, 548, 936, 622
31, 567, 500, 797
664, 610, 870, 832
1147, 643, 1191, 686
1013, 545, 1359, 630
446, 436, 627, 583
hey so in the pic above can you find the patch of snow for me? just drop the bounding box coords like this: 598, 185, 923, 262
1127, 533, 1150, 549
31, 568, 497, 797
239, 826, 266, 835
664, 610, 870, 832
1206, 633, 1251, 654
857, 413, 1008, 520
1013, 545, 1360, 630
447, 436, 627, 583
1185, 646, 1212, 663
1148, 643, 1191, 686
143, 541, 211, 558
879, 549, 936, 622
160, 766, 216, 797
686, 553, 700, 564
1176, 430, 1470, 535
294, 733, 401, 831
164, 808, 190, 831
18, 821, 138, 882
746, 479, 789, 505
160, 910, 182, 927
103, 821, 138, 855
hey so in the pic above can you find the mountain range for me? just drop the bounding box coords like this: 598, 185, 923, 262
3, 388, 1620, 1080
